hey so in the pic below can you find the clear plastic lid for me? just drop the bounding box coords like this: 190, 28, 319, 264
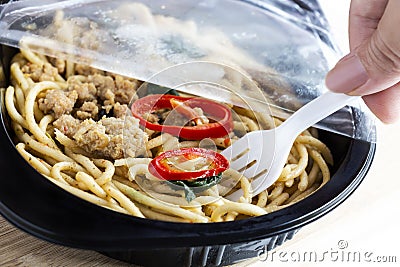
0, 0, 376, 142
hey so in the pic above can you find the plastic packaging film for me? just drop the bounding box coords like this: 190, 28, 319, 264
0, 0, 376, 142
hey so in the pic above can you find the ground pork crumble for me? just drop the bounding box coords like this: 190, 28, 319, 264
54, 115, 147, 160
21, 62, 59, 82
22, 61, 147, 160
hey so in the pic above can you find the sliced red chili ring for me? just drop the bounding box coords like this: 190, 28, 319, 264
130, 94, 233, 140
148, 148, 229, 181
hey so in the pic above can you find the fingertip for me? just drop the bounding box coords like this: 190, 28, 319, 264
325, 54, 369, 94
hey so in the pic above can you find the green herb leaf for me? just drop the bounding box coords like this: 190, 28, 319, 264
183, 174, 223, 188
174, 181, 197, 203
169, 174, 223, 203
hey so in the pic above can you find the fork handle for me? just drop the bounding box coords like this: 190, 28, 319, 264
278, 91, 359, 137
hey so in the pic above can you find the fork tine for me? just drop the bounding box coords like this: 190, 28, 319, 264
229, 151, 253, 170
221, 134, 252, 161
241, 162, 267, 179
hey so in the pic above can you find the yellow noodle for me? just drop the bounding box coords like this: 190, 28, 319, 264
285, 179, 295, 187
55, 130, 88, 155
240, 176, 252, 203
16, 143, 51, 176
20, 48, 45, 66
278, 143, 308, 181
114, 157, 152, 167
185, 206, 205, 216
233, 121, 248, 136
298, 171, 309, 192
149, 192, 201, 207
39, 114, 54, 132
93, 159, 115, 186
307, 161, 320, 188
162, 135, 179, 151
76, 171, 107, 198
11, 62, 29, 92
193, 196, 223, 206
308, 149, 330, 186
225, 211, 239, 221
114, 181, 208, 223
284, 189, 303, 204
296, 135, 333, 165
203, 186, 220, 198
5, 86, 28, 129
211, 202, 267, 222
49, 179, 112, 207
146, 133, 172, 150
128, 164, 153, 181
15, 86, 26, 116
290, 145, 300, 160
102, 182, 145, 218
266, 193, 289, 208
21, 133, 73, 163
233, 107, 274, 130
66, 60, 75, 78
268, 182, 285, 201
238, 114, 260, 131
65, 148, 102, 177
137, 204, 191, 223
256, 191, 268, 207
51, 162, 87, 188
25, 81, 61, 148
101, 202, 130, 214
33, 101, 45, 122
291, 183, 320, 203
178, 141, 200, 148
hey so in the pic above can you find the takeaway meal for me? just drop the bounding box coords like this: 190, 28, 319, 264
4, 48, 333, 223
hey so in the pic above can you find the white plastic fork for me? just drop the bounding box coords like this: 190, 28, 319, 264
221, 91, 359, 201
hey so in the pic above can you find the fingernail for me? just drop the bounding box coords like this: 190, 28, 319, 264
325, 54, 369, 93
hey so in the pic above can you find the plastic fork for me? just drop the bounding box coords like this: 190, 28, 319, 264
221, 91, 359, 201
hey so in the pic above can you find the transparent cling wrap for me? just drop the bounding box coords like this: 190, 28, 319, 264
0, 0, 376, 142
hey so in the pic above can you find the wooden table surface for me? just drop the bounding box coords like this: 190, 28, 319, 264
1, 1, 399, 266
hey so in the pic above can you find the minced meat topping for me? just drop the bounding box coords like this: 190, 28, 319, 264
38, 89, 78, 119
21, 62, 59, 82
29, 60, 146, 160
54, 115, 147, 160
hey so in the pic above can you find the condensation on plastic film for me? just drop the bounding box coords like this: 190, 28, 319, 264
0, 0, 376, 142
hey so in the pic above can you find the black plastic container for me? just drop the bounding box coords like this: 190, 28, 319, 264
0, 45, 375, 267
0, 0, 376, 266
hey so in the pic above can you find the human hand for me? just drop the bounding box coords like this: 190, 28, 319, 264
325, 0, 400, 123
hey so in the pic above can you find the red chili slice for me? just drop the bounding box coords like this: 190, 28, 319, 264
148, 148, 229, 181
131, 94, 233, 140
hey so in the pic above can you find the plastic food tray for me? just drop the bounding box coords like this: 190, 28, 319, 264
0, 1, 376, 266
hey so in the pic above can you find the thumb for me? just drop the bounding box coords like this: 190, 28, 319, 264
326, 0, 400, 96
